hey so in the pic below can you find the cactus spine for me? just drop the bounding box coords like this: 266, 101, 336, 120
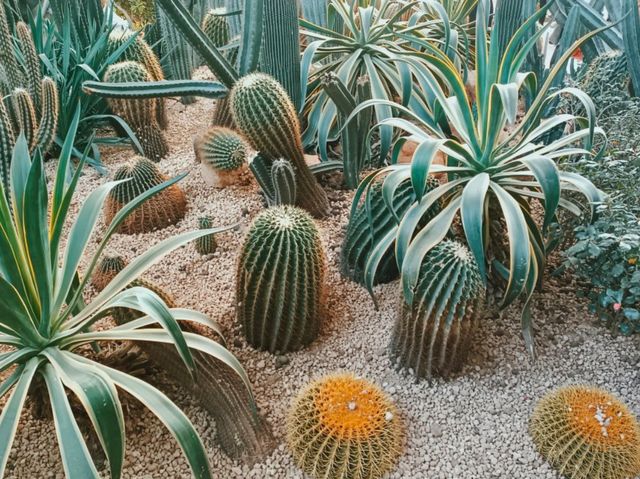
286, 373, 404, 479
104, 157, 187, 234
342, 176, 441, 286
390, 240, 485, 380
104, 61, 169, 161
530, 385, 640, 479
236, 206, 325, 353
230, 73, 329, 217
195, 216, 218, 255
202, 9, 230, 48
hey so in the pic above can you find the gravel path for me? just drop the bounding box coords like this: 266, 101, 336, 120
3, 79, 639, 478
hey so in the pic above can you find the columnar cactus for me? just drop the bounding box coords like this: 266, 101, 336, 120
530, 385, 640, 479
10, 89, 36, 148
194, 126, 248, 186
250, 155, 297, 207
236, 206, 326, 353
286, 373, 404, 479
104, 158, 187, 234
390, 240, 485, 380
230, 73, 329, 217
202, 9, 230, 48
16, 22, 43, 115
0, 100, 14, 196
194, 216, 218, 255
341, 176, 441, 286
107, 29, 168, 129
104, 61, 169, 161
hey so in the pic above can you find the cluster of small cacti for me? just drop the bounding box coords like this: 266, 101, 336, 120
390, 240, 485, 380
230, 73, 329, 218
104, 61, 169, 161
250, 155, 297, 207
104, 157, 187, 234
194, 216, 218, 255
286, 373, 404, 479
194, 126, 248, 186
236, 206, 325, 353
530, 385, 640, 479
341, 176, 441, 286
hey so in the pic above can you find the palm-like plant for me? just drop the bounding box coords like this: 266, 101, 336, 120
301, 0, 477, 164
0, 110, 250, 478
352, 0, 607, 356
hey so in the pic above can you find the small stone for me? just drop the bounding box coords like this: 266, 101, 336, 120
429, 423, 443, 438
275, 355, 290, 368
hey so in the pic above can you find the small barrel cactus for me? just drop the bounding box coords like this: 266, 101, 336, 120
193, 126, 248, 187
194, 216, 218, 255
229, 73, 329, 218
342, 176, 441, 286
104, 61, 169, 161
390, 240, 485, 380
530, 385, 640, 479
202, 9, 230, 48
91, 255, 128, 291
236, 206, 325, 353
286, 373, 404, 479
104, 157, 187, 234
250, 155, 297, 207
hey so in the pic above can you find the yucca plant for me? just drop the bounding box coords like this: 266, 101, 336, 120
300, 0, 476, 166
0, 110, 253, 478
351, 0, 607, 356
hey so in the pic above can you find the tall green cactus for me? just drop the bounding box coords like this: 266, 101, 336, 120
236, 206, 326, 353
249, 155, 297, 207
300, 0, 328, 27
230, 73, 329, 217
621, 0, 640, 96
0, 2, 22, 96
15, 22, 42, 115
390, 240, 485, 380
0, 100, 14, 197
10, 89, 36, 149
104, 61, 169, 161
260, 0, 301, 111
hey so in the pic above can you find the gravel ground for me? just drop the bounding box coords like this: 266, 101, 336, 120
3, 75, 640, 478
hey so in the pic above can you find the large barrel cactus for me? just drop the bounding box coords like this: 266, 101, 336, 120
530, 385, 640, 479
390, 240, 485, 380
341, 176, 441, 286
202, 8, 230, 48
236, 206, 326, 353
104, 61, 169, 161
229, 73, 329, 218
194, 126, 248, 186
104, 158, 187, 234
92, 256, 276, 463
286, 373, 404, 479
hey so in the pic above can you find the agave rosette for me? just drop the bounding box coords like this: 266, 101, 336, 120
352, 0, 608, 355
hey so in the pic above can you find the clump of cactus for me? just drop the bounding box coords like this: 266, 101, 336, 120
236, 206, 325, 353
104, 157, 187, 234
530, 385, 640, 479
202, 9, 230, 48
229, 73, 329, 218
194, 216, 218, 255
107, 28, 168, 129
194, 126, 248, 186
342, 176, 441, 286
390, 240, 485, 380
286, 373, 404, 479
250, 155, 297, 207
104, 61, 169, 161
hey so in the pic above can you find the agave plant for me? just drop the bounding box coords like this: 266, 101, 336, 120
351, 0, 607, 356
0, 110, 250, 478
301, 0, 477, 167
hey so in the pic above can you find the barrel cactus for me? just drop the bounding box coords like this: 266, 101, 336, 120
104, 61, 169, 161
229, 73, 329, 217
104, 158, 187, 234
390, 240, 485, 380
530, 385, 640, 479
286, 373, 404, 479
342, 176, 441, 286
194, 126, 248, 186
194, 216, 218, 255
202, 9, 230, 48
236, 206, 326, 353
91, 255, 128, 291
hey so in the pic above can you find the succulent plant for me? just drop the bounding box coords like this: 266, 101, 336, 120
104, 61, 169, 161
91, 255, 128, 291
194, 216, 218, 255
341, 176, 441, 286
249, 155, 297, 207
236, 206, 325, 353
194, 126, 249, 187
15, 21, 43, 115
202, 9, 230, 48
530, 385, 640, 479
286, 373, 404, 479
107, 29, 168, 129
104, 157, 187, 234
229, 73, 329, 218
390, 240, 485, 380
